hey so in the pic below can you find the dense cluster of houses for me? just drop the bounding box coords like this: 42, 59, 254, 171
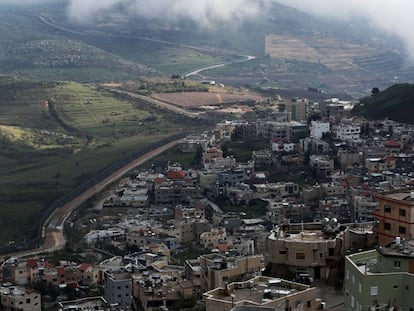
3, 96, 414, 310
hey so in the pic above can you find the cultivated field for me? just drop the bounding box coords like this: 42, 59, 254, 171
0, 77, 205, 244
151, 91, 263, 108
265, 34, 399, 72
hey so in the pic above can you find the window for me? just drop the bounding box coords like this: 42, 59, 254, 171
370, 286, 378, 296
399, 226, 406, 234
394, 261, 401, 268
400, 209, 407, 217
359, 283, 362, 293
296, 253, 305, 260
26, 299, 30, 303
384, 205, 391, 213
279, 250, 287, 255
307, 301, 311, 308
384, 222, 391, 231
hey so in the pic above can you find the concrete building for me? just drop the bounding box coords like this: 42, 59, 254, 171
336, 124, 361, 141
203, 276, 320, 311
345, 240, 414, 311
199, 253, 264, 290
252, 150, 273, 169
310, 121, 330, 139
203, 147, 224, 169
300, 138, 330, 155
309, 155, 334, 179
154, 180, 200, 206
365, 156, 396, 173
0, 286, 41, 311
372, 191, 414, 245
256, 120, 308, 141
253, 182, 299, 198
104, 272, 132, 310
266, 223, 343, 283
271, 140, 296, 153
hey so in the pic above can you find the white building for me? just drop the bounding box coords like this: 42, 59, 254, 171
310, 121, 330, 139
336, 124, 361, 141
271, 141, 296, 153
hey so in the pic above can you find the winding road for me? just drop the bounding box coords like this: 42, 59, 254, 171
0, 15, 258, 260
38, 15, 257, 78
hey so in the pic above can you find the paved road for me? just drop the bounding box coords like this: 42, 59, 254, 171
1, 139, 182, 261
38, 15, 257, 79
183, 55, 256, 78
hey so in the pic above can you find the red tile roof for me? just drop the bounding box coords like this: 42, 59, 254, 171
384, 140, 401, 147
57, 267, 65, 276
78, 263, 92, 272
166, 170, 186, 180
26, 259, 38, 268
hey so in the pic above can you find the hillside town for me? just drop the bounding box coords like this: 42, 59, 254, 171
3, 96, 414, 311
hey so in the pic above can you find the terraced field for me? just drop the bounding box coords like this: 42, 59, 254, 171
151, 91, 262, 108
0, 77, 203, 244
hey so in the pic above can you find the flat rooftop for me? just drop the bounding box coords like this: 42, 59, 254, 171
268, 230, 327, 242
378, 191, 414, 202
210, 278, 307, 305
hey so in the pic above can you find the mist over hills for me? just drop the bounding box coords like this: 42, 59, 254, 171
0, 1, 412, 96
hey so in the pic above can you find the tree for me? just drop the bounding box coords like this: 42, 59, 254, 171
371, 87, 380, 96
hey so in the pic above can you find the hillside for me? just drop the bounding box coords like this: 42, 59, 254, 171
0, 76, 204, 245
0, 22, 155, 82
353, 84, 414, 124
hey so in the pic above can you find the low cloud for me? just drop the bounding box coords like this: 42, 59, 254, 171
275, 0, 414, 60
67, 0, 261, 28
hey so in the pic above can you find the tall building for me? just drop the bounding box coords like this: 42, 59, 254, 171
104, 272, 132, 310
345, 240, 414, 311
372, 191, 414, 245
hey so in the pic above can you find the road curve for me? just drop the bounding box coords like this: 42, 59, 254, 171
183, 55, 256, 78
1, 139, 182, 260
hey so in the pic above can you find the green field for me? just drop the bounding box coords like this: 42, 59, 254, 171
0, 77, 204, 244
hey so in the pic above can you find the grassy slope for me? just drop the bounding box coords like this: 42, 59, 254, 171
0, 77, 201, 244
353, 84, 414, 124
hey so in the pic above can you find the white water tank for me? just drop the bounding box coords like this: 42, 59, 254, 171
396, 236, 401, 245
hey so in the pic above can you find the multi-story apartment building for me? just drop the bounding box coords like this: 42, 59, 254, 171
104, 272, 132, 310
203, 276, 320, 311
153, 180, 200, 206
336, 124, 361, 141
0, 285, 41, 311
199, 253, 264, 290
256, 120, 308, 141
345, 240, 414, 311
266, 223, 343, 283
372, 191, 414, 245
309, 155, 334, 179
310, 121, 330, 139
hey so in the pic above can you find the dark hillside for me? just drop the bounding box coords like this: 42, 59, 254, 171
353, 83, 414, 124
